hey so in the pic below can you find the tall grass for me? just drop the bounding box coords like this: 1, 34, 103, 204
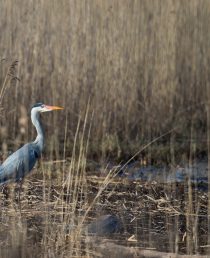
0, 1, 210, 257
0, 0, 209, 163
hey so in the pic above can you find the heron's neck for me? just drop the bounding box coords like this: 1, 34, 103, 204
31, 110, 44, 151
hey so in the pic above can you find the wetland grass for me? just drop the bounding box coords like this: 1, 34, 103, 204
0, 1, 210, 257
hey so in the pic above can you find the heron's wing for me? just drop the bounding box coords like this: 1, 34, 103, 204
0, 159, 22, 185
0, 143, 40, 184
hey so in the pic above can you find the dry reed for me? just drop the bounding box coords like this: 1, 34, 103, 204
0, 1, 210, 257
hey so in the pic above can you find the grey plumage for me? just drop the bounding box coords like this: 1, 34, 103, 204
0, 143, 41, 184
0, 103, 63, 185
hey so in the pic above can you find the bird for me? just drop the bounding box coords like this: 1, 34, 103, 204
0, 103, 63, 185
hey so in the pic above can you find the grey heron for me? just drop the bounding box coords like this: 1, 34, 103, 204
0, 103, 63, 185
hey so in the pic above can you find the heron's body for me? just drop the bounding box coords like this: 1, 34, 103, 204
0, 103, 63, 185
0, 143, 41, 185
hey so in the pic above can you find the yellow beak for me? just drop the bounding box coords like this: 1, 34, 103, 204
45, 105, 64, 111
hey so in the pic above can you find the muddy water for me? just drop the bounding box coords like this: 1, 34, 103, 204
0, 165, 209, 258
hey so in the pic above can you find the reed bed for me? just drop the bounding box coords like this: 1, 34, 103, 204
0, 0, 209, 162
0, 0, 210, 257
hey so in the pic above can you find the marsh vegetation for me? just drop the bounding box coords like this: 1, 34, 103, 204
0, 1, 210, 257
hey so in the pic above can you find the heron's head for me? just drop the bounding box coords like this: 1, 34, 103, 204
31, 103, 64, 113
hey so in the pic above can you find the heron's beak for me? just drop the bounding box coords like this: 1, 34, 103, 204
45, 105, 64, 111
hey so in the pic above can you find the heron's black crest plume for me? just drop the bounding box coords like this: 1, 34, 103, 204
31, 103, 44, 109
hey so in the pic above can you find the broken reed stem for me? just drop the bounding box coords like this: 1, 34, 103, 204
207, 92, 210, 254
186, 117, 194, 254
76, 128, 175, 236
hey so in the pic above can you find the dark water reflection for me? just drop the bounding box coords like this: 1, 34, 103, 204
0, 169, 208, 257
